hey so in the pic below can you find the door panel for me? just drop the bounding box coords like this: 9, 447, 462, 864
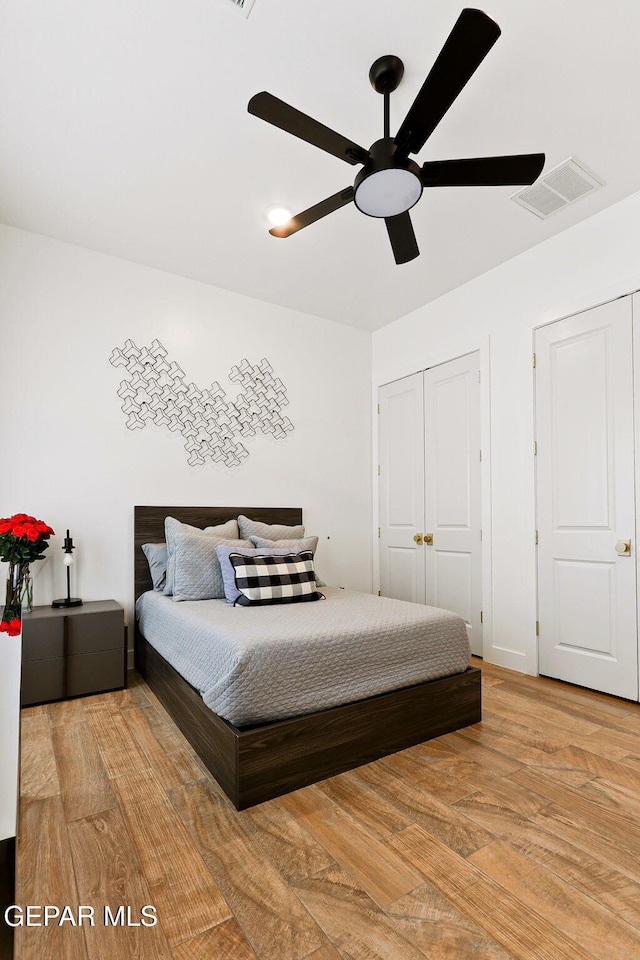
554, 560, 616, 657
378, 373, 426, 603
424, 352, 483, 654
535, 297, 638, 699
432, 551, 473, 625
551, 327, 611, 528
387, 547, 420, 603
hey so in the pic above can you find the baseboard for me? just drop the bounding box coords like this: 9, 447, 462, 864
0, 836, 15, 960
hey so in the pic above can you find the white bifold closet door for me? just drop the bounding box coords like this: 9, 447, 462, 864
379, 353, 482, 654
535, 296, 639, 700
378, 372, 426, 604
424, 354, 482, 654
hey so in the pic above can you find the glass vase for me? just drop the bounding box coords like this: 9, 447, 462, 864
22, 569, 33, 613
6, 561, 31, 611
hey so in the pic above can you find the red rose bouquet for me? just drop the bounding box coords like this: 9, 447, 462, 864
1, 513, 55, 619
0, 513, 55, 563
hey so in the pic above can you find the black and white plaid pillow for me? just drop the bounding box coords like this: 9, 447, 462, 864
228, 550, 323, 606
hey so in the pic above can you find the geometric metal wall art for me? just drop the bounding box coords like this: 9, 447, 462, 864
109, 339, 294, 468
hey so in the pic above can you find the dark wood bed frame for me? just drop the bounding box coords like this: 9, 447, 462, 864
134, 506, 482, 809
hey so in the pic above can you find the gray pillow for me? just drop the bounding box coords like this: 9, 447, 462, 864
250, 536, 326, 586
250, 535, 318, 554
215, 544, 306, 604
237, 515, 304, 541
172, 532, 253, 601
163, 517, 240, 596
204, 519, 239, 538
141, 542, 168, 592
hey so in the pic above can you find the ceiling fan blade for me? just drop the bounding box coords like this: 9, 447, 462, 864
269, 187, 354, 238
422, 153, 545, 187
385, 211, 419, 264
395, 9, 501, 158
248, 92, 370, 166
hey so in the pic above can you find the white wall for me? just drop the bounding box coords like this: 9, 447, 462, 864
373, 189, 640, 675
0, 632, 21, 841
0, 225, 373, 631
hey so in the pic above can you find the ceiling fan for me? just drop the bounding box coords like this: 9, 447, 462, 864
248, 8, 545, 265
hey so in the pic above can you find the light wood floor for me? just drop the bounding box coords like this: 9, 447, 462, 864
15, 658, 640, 959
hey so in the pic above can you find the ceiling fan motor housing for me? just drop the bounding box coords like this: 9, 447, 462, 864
353, 138, 423, 218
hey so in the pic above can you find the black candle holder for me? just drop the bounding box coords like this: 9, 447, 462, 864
52, 530, 83, 608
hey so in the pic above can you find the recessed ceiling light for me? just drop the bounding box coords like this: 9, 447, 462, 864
266, 206, 292, 227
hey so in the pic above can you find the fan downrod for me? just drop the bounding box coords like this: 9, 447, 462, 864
369, 55, 404, 94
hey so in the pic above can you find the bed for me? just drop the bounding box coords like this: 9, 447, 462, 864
134, 506, 481, 809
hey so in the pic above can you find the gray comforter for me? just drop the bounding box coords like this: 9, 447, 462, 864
135, 586, 471, 726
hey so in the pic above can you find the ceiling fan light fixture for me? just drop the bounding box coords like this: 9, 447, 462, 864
353, 137, 423, 218
354, 167, 422, 218
266, 206, 293, 227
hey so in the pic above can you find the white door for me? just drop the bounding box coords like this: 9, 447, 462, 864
378, 373, 426, 603
535, 297, 638, 700
378, 355, 484, 651
424, 352, 483, 655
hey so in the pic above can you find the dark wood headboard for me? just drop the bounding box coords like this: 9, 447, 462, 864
134, 506, 303, 602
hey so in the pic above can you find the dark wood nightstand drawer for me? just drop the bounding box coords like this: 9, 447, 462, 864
67, 609, 123, 655
66, 650, 125, 697
20, 600, 126, 706
22, 618, 64, 662
21, 658, 64, 706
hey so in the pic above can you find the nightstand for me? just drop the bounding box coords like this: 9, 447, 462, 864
21, 600, 126, 707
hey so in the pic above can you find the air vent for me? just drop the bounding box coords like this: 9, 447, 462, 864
225, 0, 257, 17
511, 157, 603, 219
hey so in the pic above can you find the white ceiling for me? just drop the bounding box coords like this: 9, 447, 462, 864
2, 0, 640, 331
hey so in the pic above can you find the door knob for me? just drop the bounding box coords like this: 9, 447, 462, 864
615, 539, 631, 556
413, 533, 423, 544
424, 533, 434, 545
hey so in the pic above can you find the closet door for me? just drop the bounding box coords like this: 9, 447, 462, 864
378, 373, 426, 603
535, 297, 638, 700
424, 352, 483, 654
